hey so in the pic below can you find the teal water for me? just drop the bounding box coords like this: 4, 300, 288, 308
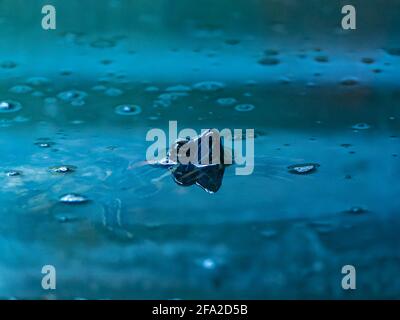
0, 0, 399, 299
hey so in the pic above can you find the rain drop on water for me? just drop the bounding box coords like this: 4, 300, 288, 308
59, 193, 89, 204
352, 123, 371, 130
115, 104, 142, 116
57, 90, 88, 103
234, 104, 255, 112
5, 170, 22, 177
49, 165, 76, 174
0, 100, 22, 113
288, 163, 320, 174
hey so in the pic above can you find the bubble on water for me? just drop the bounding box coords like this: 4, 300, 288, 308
351, 123, 370, 130
314, 55, 329, 63
26, 77, 49, 86
105, 87, 123, 97
258, 57, 280, 66
49, 165, 76, 174
35, 138, 55, 148
340, 77, 359, 86
9, 85, 32, 94
59, 193, 89, 204
193, 81, 225, 92
288, 163, 320, 174
57, 90, 87, 103
5, 170, 22, 177
165, 85, 192, 92
36, 142, 52, 148
90, 39, 116, 48
201, 258, 216, 270
115, 104, 142, 116
0, 100, 22, 113
344, 206, 368, 215
1, 61, 17, 69
234, 104, 255, 112
216, 97, 237, 106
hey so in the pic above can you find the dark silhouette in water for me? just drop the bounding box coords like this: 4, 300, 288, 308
150, 129, 230, 193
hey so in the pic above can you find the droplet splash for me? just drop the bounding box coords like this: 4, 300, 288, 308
115, 104, 142, 116
344, 206, 369, 215
288, 163, 320, 174
352, 123, 371, 130
59, 194, 89, 204
0, 100, 22, 113
234, 104, 255, 112
49, 165, 76, 174
57, 90, 88, 104
5, 170, 22, 177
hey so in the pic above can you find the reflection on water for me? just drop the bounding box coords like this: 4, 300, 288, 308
0, 0, 399, 299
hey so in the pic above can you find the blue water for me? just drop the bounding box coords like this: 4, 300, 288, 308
0, 0, 399, 299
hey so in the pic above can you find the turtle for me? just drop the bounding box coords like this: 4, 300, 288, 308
148, 129, 232, 193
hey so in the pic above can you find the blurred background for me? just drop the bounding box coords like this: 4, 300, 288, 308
0, 0, 399, 299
